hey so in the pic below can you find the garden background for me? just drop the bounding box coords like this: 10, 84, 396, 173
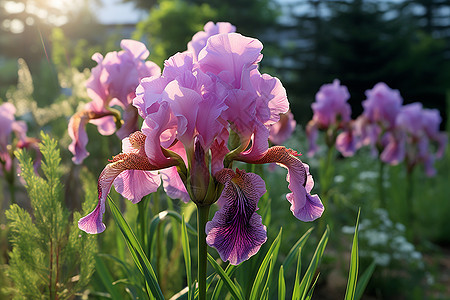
1, 0, 450, 299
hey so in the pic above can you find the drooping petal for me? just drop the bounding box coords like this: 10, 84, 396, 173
78, 205, 106, 234
206, 169, 267, 265
236, 146, 323, 222
114, 169, 161, 204
78, 131, 177, 234
68, 110, 91, 164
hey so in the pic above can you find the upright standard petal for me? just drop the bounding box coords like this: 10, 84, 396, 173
206, 169, 267, 265
236, 146, 324, 221
187, 21, 236, 61
198, 33, 263, 88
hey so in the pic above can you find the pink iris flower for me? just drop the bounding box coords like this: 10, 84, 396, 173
269, 110, 297, 145
0, 102, 39, 175
79, 27, 323, 266
353, 82, 405, 164
396, 103, 447, 176
306, 79, 352, 156
68, 39, 160, 164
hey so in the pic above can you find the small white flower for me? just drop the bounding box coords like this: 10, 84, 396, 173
374, 253, 391, 266
334, 175, 345, 183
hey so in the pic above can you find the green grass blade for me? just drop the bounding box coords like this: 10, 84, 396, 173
108, 196, 164, 300
94, 255, 123, 300
181, 214, 193, 300
355, 262, 376, 300
344, 209, 361, 300
249, 228, 283, 300
211, 264, 236, 300
278, 265, 286, 300
207, 253, 245, 300
291, 247, 302, 300
283, 227, 313, 272
298, 225, 330, 300
148, 210, 197, 257
304, 272, 320, 300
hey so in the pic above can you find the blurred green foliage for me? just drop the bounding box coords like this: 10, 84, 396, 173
133, 0, 217, 66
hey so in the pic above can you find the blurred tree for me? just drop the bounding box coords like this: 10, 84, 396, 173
0, 0, 104, 102
133, 0, 217, 66
400, 0, 450, 38
274, 0, 449, 125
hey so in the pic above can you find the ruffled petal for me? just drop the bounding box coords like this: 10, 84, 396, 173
237, 146, 323, 222
206, 169, 267, 265
198, 33, 263, 88
120, 39, 150, 60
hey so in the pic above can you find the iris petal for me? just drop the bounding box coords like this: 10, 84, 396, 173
206, 169, 267, 265
237, 146, 324, 222
78, 131, 176, 234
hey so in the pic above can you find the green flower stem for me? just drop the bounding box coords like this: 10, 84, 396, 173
197, 204, 211, 300
138, 196, 150, 257
317, 145, 335, 232
378, 160, 385, 208
406, 168, 415, 240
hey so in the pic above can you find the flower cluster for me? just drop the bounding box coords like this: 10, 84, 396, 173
307, 81, 447, 175
68, 39, 160, 164
77, 22, 323, 265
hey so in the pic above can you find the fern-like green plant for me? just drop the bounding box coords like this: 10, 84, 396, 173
4, 132, 97, 299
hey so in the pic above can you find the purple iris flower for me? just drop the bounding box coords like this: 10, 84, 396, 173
78, 25, 323, 266
0, 102, 39, 175
68, 39, 160, 164
354, 82, 405, 164
269, 110, 297, 145
306, 79, 352, 156
396, 102, 447, 175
